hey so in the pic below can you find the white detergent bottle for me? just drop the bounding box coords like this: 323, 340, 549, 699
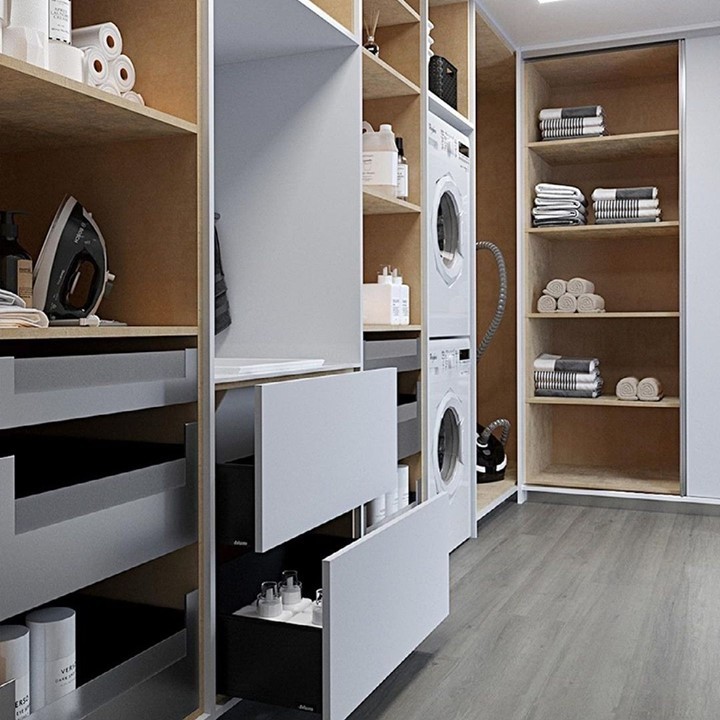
362, 122, 398, 198
392, 268, 410, 325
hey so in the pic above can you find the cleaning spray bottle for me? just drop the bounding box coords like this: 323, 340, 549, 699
0, 211, 33, 307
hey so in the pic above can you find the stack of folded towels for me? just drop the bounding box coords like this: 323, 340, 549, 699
615, 376, 664, 402
0, 289, 49, 328
591, 186, 661, 224
533, 183, 587, 227
534, 353, 604, 399
538, 105, 606, 141
537, 277, 606, 314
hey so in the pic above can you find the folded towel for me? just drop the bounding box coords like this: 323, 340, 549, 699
539, 105, 603, 120
535, 388, 603, 399
539, 116, 605, 130
0, 289, 26, 308
594, 208, 661, 220
532, 208, 587, 220
557, 293, 578, 313
615, 376, 639, 401
638, 377, 664, 401
535, 198, 587, 209
535, 183, 586, 201
595, 217, 661, 225
537, 295, 557, 313
544, 279, 567, 298
534, 370, 600, 386
0, 308, 50, 328
577, 293, 606, 313
567, 277, 595, 297
541, 126, 606, 140
593, 199, 659, 212
533, 218, 586, 227
534, 353, 600, 373
592, 187, 658, 201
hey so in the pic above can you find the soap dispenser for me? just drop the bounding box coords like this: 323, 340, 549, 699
363, 265, 400, 325
256, 582, 283, 619
392, 268, 410, 326
0, 211, 33, 307
279, 570, 303, 608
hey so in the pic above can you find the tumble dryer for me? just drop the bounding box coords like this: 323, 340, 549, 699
427, 337, 473, 552
426, 112, 472, 338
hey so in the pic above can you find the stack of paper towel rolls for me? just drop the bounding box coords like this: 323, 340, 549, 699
72, 22, 145, 105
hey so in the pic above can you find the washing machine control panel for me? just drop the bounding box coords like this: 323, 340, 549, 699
429, 347, 471, 376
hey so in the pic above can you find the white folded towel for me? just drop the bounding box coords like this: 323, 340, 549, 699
540, 116, 605, 129
542, 125, 606, 139
616, 376, 639, 401
593, 199, 659, 211
0, 308, 49, 328
537, 295, 557, 313
539, 106, 603, 120
592, 187, 658, 201
544, 279, 567, 299
0, 289, 26, 308
535, 198, 587, 209
557, 293, 578, 313
577, 293, 606, 313
535, 183, 586, 202
594, 208, 661, 220
638, 377, 664, 401
567, 277, 595, 297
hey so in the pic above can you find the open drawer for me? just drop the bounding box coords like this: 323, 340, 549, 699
217, 493, 449, 720
216, 369, 398, 552
0, 426, 197, 620
0, 349, 197, 430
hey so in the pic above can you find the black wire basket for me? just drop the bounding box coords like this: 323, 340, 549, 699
429, 56, 458, 110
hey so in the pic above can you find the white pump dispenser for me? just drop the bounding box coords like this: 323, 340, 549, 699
256, 582, 283, 619
363, 265, 401, 326
391, 268, 410, 326
279, 570, 303, 608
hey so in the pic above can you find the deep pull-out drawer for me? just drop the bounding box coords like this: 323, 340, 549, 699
0, 349, 197, 430
216, 369, 398, 552
364, 339, 421, 372
397, 394, 421, 460
217, 493, 449, 720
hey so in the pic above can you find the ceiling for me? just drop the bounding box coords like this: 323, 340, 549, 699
476, 0, 720, 51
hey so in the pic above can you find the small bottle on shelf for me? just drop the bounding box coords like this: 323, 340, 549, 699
395, 137, 409, 201
0, 211, 33, 307
392, 268, 410, 325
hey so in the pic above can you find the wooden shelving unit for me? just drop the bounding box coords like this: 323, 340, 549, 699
363, 48, 420, 99
522, 42, 681, 496
364, 0, 420, 26
364, 324, 423, 332
363, 186, 421, 214
0, 326, 198, 341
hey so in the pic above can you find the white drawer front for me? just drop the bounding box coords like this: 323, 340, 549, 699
255, 369, 397, 551
323, 494, 450, 720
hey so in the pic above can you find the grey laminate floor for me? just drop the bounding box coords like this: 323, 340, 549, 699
223, 500, 720, 720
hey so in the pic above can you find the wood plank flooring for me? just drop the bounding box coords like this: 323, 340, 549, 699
221, 501, 720, 720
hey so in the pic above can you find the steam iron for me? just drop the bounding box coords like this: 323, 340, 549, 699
476, 421, 510, 484
33, 196, 115, 322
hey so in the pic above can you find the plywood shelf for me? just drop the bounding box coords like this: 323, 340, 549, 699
527, 464, 680, 495
363, 324, 422, 332
0, 326, 198, 341
527, 312, 680, 319
428, 92, 474, 135
363, 187, 421, 214
476, 475, 517, 519
528, 130, 679, 166
0, 54, 197, 153
364, 0, 420, 27
527, 221, 680, 241
527, 396, 680, 408
363, 48, 420, 99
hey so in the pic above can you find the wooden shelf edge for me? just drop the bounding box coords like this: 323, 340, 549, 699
362, 49, 421, 99
527, 396, 681, 408
428, 93, 474, 134
366, 0, 421, 27
0, 54, 197, 135
526, 466, 680, 496
0, 326, 199, 340
526, 221, 680, 238
527, 129, 679, 151
363, 324, 422, 332
527, 312, 680, 319
363, 187, 421, 214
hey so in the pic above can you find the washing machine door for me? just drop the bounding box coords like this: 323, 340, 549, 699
432, 392, 465, 497
432, 175, 465, 287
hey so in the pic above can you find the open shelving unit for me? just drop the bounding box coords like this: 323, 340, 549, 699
521, 42, 681, 497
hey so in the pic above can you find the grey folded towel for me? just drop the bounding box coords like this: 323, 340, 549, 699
539, 105, 603, 120
535, 198, 587, 209
594, 199, 659, 211
540, 116, 605, 130
592, 187, 658, 201
535, 389, 602, 399
533, 218, 587, 227
541, 126, 606, 140
534, 353, 600, 373
595, 208, 661, 220
595, 217, 661, 225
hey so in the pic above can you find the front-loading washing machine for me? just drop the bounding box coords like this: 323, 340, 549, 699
426, 113, 472, 338
426, 337, 473, 552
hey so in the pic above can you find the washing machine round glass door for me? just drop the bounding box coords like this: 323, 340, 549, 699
433, 176, 464, 286
433, 394, 464, 496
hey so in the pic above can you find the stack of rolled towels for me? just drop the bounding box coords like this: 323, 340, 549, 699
537, 277, 606, 314
73, 23, 144, 104
591, 186, 661, 224
534, 353, 604, 399
538, 105, 606, 141
615, 376, 664, 402
533, 183, 587, 227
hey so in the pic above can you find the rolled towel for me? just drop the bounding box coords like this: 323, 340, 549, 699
567, 277, 595, 297
557, 293, 578, 313
544, 279, 567, 299
537, 295, 557, 313
616, 376, 639, 401
638, 377, 664, 401
577, 293, 606, 313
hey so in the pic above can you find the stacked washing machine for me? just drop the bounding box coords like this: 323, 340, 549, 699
425, 113, 474, 553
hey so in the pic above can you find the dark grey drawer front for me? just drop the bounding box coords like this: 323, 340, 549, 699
364, 339, 420, 372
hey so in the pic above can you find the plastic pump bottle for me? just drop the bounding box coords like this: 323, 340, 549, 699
395, 137, 409, 201
362, 122, 398, 198
392, 268, 410, 326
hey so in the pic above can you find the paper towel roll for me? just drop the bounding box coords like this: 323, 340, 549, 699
99, 83, 121, 96
49, 40, 83, 82
4, 25, 48, 68
10, 0, 48, 31
111, 55, 135, 93
82, 47, 109, 86
122, 90, 145, 106
72, 23, 122, 60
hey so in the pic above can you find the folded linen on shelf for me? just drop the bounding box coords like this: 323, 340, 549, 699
577, 293, 606, 313
593, 199, 660, 212
557, 293, 578, 313
534, 353, 600, 373
592, 187, 658, 201
535, 183, 586, 202
535, 198, 587, 209
595, 217, 661, 224
532, 208, 587, 221
0, 308, 49, 328
616, 376, 640, 401
533, 218, 586, 227
595, 208, 661, 220
535, 370, 601, 386
535, 388, 603, 399
638, 377, 664, 401
537, 295, 557, 313
543, 278, 567, 299
540, 116, 605, 130
567, 277, 595, 297
539, 105, 604, 120
0, 289, 26, 308
542, 125, 606, 140
535, 376, 603, 393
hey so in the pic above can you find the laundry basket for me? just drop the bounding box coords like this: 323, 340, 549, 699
429, 56, 458, 109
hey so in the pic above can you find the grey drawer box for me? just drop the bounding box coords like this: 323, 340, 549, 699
364, 339, 420, 372
398, 399, 421, 460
